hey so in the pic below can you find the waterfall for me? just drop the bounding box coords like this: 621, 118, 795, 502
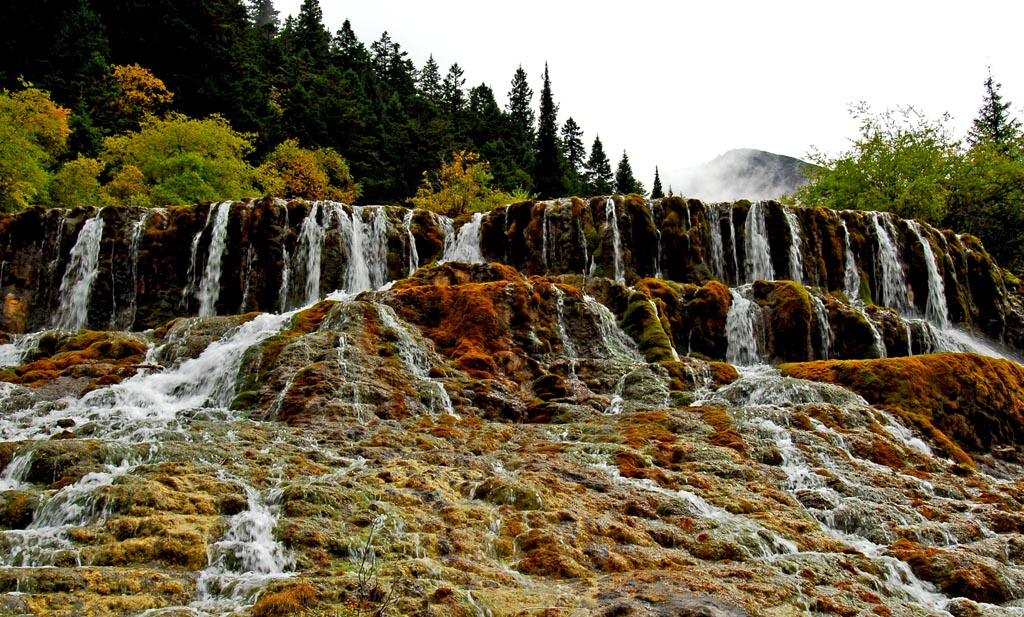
54, 212, 105, 330
908, 220, 950, 328
605, 197, 625, 283
706, 205, 727, 282
870, 212, 912, 315
0, 450, 33, 491
374, 304, 455, 416
553, 285, 579, 382
541, 201, 551, 272
295, 202, 329, 306
726, 288, 765, 365
783, 206, 804, 283
125, 209, 149, 329
403, 208, 419, 277
809, 294, 833, 360
839, 217, 862, 301
196, 202, 231, 317
340, 206, 391, 293
649, 299, 679, 360
727, 205, 740, 284
744, 201, 774, 283
183, 205, 215, 312
441, 211, 486, 264
277, 207, 291, 312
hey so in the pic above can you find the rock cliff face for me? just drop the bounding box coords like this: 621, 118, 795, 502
3, 197, 1024, 616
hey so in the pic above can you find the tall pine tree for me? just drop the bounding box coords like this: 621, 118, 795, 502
533, 63, 568, 198
584, 136, 613, 195
650, 166, 664, 198
968, 68, 1022, 155
615, 150, 644, 195
561, 117, 585, 195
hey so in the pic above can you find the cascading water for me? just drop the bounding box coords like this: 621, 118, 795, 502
112, 208, 150, 330
908, 220, 950, 328
744, 201, 774, 283
54, 212, 105, 330
403, 208, 419, 277
294, 202, 331, 307
340, 205, 391, 292
374, 303, 455, 416
783, 206, 804, 283
541, 201, 551, 272
184, 205, 216, 312
196, 201, 231, 317
809, 294, 833, 360
839, 216, 862, 301
727, 205, 740, 284
706, 204, 727, 283
604, 197, 625, 283
870, 212, 912, 315
725, 288, 765, 366
442, 211, 486, 264
277, 207, 292, 312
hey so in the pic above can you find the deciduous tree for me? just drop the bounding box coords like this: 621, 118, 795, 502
0, 85, 72, 210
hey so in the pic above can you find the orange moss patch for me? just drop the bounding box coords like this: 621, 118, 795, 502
781, 353, 1024, 466
2, 330, 148, 389
885, 538, 1007, 604
289, 301, 335, 335
699, 407, 747, 456
250, 582, 320, 617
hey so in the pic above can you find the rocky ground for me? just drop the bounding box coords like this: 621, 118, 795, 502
2, 265, 1024, 616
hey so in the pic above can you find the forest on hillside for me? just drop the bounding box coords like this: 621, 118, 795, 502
3, 0, 1024, 271
0, 0, 650, 213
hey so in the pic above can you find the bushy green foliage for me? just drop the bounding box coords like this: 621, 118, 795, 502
100, 112, 257, 206
796, 104, 958, 223
0, 85, 71, 211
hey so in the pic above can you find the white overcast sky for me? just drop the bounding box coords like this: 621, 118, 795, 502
277, 0, 1023, 191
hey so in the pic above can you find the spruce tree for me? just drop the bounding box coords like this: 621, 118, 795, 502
249, 0, 279, 31
584, 136, 614, 195
651, 166, 664, 198
615, 150, 645, 195
441, 63, 466, 116
561, 117, 585, 194
968, 69, 1022, 155
418, 55, 442, 104
506, 66, 534, 139
534, 63, 568, 198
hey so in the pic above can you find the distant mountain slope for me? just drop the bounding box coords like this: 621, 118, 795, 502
666, 148, 818, 202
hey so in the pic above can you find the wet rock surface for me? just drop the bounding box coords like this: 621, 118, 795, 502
2, 199, 1024, 615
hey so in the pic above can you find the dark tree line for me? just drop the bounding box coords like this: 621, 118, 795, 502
0, 0, 656, 205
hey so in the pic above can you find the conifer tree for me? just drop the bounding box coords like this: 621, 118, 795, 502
332, 20, 370, 71
615, 150, 645, 195
561, 117, 585, 194
506, 66, 534, 139
248, 0, 280, 31
534, 64, 568, 198
441, 63, 466, 116
505, 65, 535, 190
968, 69, 1022, 155
651, 166, 664, 198
418, 55, 442, 104
584, 135, 614, 195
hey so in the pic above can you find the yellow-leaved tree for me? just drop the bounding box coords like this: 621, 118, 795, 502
108, 63, 174, 128
255, 138, 361, 202
0, 85, 72, 211
411, 150, 527, 217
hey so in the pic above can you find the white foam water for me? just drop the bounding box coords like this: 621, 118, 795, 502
55, 213, 105, 330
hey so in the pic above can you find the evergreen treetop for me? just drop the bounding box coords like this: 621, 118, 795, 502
968, 68, 1022, 155
651, 166, 664, 198
584, 135, 614, 196
615, 150, 644, 195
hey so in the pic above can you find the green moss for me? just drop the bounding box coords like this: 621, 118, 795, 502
621, 290, 676, 363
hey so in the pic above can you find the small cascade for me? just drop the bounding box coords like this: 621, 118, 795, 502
374, 304, 455, 416
0, 450, 33, 490
783, 206, 804, 283
340, 206, 391, 293
606, 371, 628, 414
604, 197, 625, 283
442, 211, 486, 264
277, 207, 292, 312
700, 365, 867, 408
114, 208, 150, 330
908, 220, 950, 328
403, 208, 419, 277
2, 461, 135, 568
870, 212, 912, 315
727, 205, 740, 284
855, 305, 887, 358
809, 294, 833, 360
54, 212, 105, 330
294, 202, 329, 306
580, 295, 643, 363
725, 288, 766, 366
744, 201, 774, 283
541, 201, 551, 272
839, 217, 862, 301
240, 244, 255, 312
183, 205, 215, 312
196, 201, 231, 317
578, 216, 590, 279
706, 204, 727, 282
552, 285, 579, 381
195, 484, 293, 607
1, 312, 294, 443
